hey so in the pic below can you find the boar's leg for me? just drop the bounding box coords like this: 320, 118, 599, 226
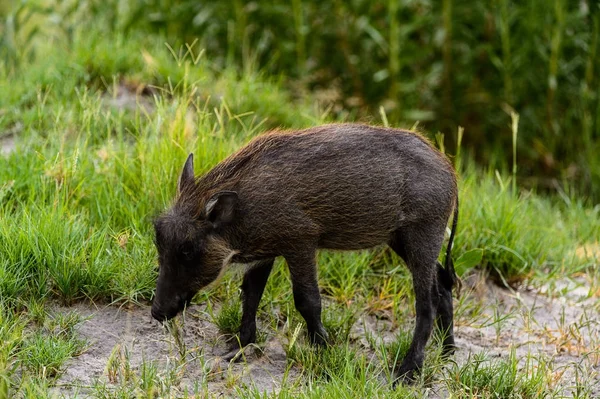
238, 258, 275, 348
285, 250, 329, 346
435, 261, 455, 355
389, 226, 445, 383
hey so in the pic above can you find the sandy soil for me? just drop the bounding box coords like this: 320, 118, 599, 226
452, 272, 600, 397
52, 302, 297, 397
1, 134, 15, 156
49, 271, 599, 397
1, 120, 23, 156
102, 83, 155, 114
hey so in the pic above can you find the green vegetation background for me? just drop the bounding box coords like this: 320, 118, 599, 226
3, 0, 599, 199
0, 0, 599, 397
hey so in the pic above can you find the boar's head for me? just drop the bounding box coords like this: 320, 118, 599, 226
151, 154, 238, 321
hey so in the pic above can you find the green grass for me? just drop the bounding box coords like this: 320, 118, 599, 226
445, 350, 552, 398
6, 0, 599, 198
0, 6, 599, 398
215, 298, 243, 336
0, 303, 85, 394
455, 165, 597, 285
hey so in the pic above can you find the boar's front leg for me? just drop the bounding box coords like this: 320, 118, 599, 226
285, 250, 329, 346
237, 258, 275, 348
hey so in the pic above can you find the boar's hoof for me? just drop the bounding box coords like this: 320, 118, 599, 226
441, 342, 457, 358
222, 348, 243, 363
309, 328, 329, 347
221, 344, 260, 363
224, 332, 253, 353
392, 365, 420, 387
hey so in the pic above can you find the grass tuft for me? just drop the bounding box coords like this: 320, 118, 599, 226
445, 350, 553, 398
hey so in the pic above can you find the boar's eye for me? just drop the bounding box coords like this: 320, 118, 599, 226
179, 242, 195, 261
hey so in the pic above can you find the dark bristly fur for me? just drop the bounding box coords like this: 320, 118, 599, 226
152, 123, 459, 384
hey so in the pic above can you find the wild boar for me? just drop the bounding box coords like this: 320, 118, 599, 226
152, 123, 459, 382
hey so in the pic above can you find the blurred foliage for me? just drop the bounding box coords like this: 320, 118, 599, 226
1, 0, 599, 200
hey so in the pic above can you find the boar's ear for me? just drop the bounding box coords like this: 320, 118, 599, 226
205, 191, 238, 225
178, 153, 195, 194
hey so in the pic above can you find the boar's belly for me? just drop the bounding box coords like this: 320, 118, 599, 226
317, 231, 393, 250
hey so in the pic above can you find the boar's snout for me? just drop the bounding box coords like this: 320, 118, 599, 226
150, 305, 171, 322
151, 293, 191, 322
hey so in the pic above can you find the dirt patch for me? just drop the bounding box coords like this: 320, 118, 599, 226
102, 83, 155, 114
52, 302, 297, 397
575, 242, 600, 261
1, 135, 15, 156
453, 272, 600, 396
51, 273, 599, 397
1, 121, 23, 156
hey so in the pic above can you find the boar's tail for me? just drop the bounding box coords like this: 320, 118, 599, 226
444, 195, 461, 296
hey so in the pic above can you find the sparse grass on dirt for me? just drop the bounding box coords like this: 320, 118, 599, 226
0, 6, 599, 399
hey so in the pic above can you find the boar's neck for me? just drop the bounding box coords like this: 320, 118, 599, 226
180, 135, 281, 215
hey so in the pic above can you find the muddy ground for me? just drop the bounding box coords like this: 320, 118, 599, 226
48, 271, 599, 398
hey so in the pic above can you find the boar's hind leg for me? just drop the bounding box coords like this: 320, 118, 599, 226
238, 258, 275, 348
389, 226, 445, 383
436, 261, 455, 355
285, 250, 329, 346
